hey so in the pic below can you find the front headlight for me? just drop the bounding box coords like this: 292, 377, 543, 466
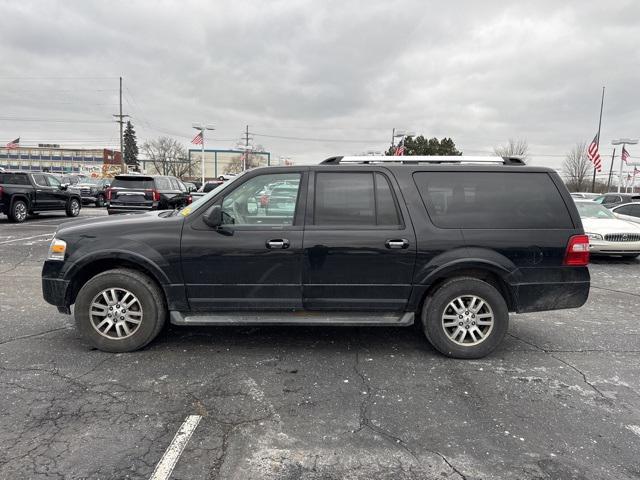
48, 238, 67, 261
586, 233, 603, 240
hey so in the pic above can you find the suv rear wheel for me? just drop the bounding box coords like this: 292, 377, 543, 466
422, 277, 508, 359
9, 199, 28, 223
74, 269, 166, 352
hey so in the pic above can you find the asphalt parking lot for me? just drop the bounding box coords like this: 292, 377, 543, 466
0, 209, 639, 480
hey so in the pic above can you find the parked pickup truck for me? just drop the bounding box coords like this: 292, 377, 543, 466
42, 156, 590, 358
0, 171, 82, 223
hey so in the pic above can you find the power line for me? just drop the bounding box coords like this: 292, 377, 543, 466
0, 116, 112, 123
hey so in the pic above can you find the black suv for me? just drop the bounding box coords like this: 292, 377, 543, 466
42, 156, 590, 358
106, 174, 191, 214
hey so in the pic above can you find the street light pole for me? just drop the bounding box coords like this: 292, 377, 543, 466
612, 138, 639, 193
192, 123, 215, 185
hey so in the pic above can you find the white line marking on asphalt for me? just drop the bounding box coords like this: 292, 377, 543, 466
149, 415, 202, 480
627, 425, 640, 437
0, 233, 54, 245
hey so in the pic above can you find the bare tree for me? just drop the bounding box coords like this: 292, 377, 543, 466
141, 137, 194, 178
563, 142, 591, 192
494, 138, 529, 162
224, 145, 267, 174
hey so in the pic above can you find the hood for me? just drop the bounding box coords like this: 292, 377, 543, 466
581, 217, 640, 235
56, 211, 177, 236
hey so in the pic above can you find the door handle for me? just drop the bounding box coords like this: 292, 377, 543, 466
266, 239, 290, 249
385, 239, 409, 249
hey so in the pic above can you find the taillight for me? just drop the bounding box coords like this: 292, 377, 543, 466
0, 186, 3, 199
564, 234, 590, 266
152, 190, 161, 202
105, 188, 112, 201
187, 195, 193, 205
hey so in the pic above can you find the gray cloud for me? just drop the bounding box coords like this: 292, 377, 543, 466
0, 0, 638, 169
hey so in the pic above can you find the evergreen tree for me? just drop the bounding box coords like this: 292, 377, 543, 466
123, 121, 139, 167
386, 135, 462, 156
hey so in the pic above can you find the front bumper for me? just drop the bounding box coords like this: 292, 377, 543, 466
42, 276, 70, 308
589, 240, 640, 255
80, 195, 97, 205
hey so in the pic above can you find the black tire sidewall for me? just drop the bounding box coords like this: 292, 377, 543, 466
423, 278, 508, 359
10, 200, 28, 223
66, 198, 80, 217
74, 270, 164, 352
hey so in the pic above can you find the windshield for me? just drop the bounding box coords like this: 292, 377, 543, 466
575, 202, 615, 219
179, 170, 250, 217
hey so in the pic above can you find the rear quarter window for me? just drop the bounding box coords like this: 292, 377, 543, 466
111, 177, 155, 190
413, 171, 573, 229
0, 173, 29, 185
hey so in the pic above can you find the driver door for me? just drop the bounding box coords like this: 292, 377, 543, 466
180, 169, 308, 311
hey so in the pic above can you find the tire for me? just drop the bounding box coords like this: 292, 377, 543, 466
95, 194, 105, 208
74, 269, 166, 352
66, 198, 81, 217
9, 199, 28, 223
422, 277, 508, 359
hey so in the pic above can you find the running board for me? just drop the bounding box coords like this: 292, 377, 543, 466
170, 311, 414, 326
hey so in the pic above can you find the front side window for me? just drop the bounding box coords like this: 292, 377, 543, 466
45, 175, 61, 187
221, 173, 301, 226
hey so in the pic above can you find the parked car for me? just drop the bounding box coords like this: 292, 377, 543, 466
570, 192, 600, 200
106, 174, 192, 215
611, 202, 640, 223
575, 200, 640, 258
42, 155, 590, 358
74, 178, 111, 207
0, 171, 81, 222
593, 192, 640, 208
183, 182, 197, 193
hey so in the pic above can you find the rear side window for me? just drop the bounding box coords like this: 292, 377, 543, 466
0, 173, 29, 185
616, 204, 640, 217
413, 172, 573, 229
111, 177, 155, 190
314, 172, 401, 226
155, 177, 173, 190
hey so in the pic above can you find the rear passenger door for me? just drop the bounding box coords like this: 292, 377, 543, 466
302, 169, 416, 311
32, 173, 57, 210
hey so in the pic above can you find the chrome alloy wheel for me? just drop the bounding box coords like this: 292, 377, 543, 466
14, 202, 27, 221
70, 200, 80, 215
441, 295, 494, 346
89, 288, 143, 339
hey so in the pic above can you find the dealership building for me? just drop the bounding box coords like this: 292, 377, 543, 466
0, 145, 123, 176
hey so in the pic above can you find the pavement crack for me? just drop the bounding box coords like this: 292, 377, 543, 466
591, 285, 640, 298
0, 326, 69, 346
549, 354, 606, 398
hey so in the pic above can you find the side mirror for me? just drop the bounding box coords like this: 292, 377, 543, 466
59, 184, 68, 190
203, 205, 223, 228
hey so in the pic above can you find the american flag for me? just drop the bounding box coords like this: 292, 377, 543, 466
587, 134, 602, 172
393, 136, 405, 156
191, 131, 203, 145
621, 146, 630, 164
5, 137, 19, 149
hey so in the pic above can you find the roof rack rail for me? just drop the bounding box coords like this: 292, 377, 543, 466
320, 155, 525, 166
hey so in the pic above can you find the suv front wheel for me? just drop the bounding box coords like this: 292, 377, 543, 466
422, 277, 508, 359
74, 269, 166, 352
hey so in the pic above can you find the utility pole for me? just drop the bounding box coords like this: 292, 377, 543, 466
243, 125, 252, 171
112, 76, 129, 173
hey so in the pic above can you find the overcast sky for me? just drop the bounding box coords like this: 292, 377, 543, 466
1, 0, 638, 171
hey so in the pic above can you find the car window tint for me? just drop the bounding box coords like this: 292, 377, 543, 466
314, 172, 375, 226
111, 177, 155, 189
155, 177, 173, 190
616, 204, 640, 217
46, 175, 61, 187
413, 172, 573, 229
0, 173, 29, 185
32, 174, 47, 186
375, 173, 401, 225
221, 173, 301, 226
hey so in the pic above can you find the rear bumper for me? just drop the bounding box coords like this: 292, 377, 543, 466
514, 281, 590, 313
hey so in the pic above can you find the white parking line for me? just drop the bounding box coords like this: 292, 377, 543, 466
627, 425, 640, 437
0, 233, 54, 245
149, 415, 202, 480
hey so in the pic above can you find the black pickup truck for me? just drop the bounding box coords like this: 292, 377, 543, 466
0, 171, 82, 222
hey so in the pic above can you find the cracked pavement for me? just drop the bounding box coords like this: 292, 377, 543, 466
1, 210, 639, 479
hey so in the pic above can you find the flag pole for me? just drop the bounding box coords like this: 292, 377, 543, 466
200, 127, 205, 186
606, 147, 616, 192
618, 143, 625, 193
591, 86, 605, 192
